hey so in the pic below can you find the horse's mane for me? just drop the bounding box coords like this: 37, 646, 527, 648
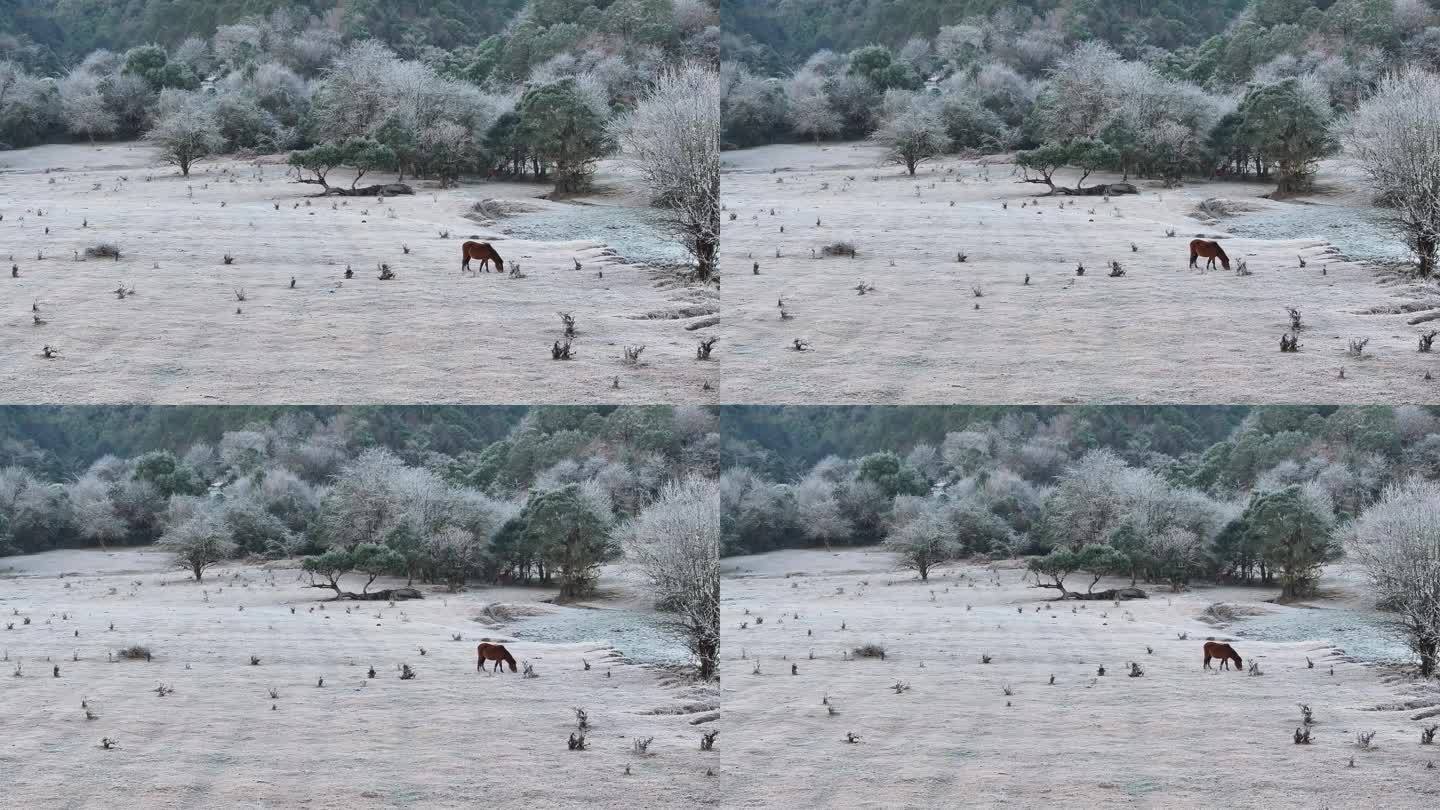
1212, 243, 1229, 260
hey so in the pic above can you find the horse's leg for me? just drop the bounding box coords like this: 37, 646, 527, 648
1204, 655, 1211, 670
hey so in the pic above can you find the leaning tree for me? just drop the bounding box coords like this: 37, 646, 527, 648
609, 61, 720, 281
1346, 68, 1440, 277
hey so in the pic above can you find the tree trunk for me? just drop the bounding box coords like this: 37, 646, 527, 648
692, 233, 716, 280
697, 638, 717, 681
1418, 234, 1436, 278
1418, 637, 1436, 679
905, 156, 917, 176
325, 587, 422, 601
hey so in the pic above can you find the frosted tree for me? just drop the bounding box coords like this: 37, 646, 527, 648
424, 526, 487, 590
309, 40, 396, 143
786, 70, 840, 143
1348, 478, 1440, 677
212, 23, 264, 69
1032, 42, 1122, 142
794, 473, 851, 549
608, 61, 720, 281
58, 71, 117, 145
158, 511, 236, 582
935, 24, 985, 69
69, 474, 126, 550
618, 476, 719, 680
884, 503, 957, 580
871, 92, 950, 175
144, 96, 223, 177
319, 449, 408, 550
1345, 69, 1440, 276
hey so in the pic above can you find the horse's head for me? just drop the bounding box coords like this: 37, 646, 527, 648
1219, 256, 1231, 270
492, 255, 504, 272
1232, 652, 1243, 671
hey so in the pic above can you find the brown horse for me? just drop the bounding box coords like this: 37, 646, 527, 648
461, 241, 505, 274
1189, 239, 1230, 271
476, 642, 518, 673
1203, 641, 1243, 671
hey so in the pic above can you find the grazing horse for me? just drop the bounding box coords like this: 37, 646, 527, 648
476, 642, 518, 673
1203, 641, 1243, 671
1189, 239, 1230, 271
461, 241, 505, 274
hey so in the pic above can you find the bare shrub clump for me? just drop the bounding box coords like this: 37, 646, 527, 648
852, 643, 886, 659
115, 645, 151, 660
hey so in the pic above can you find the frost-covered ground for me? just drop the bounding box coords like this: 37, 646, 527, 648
0, 143, 718, 404
721, 143, 1440, 404
720, 549, 1440, 809
0, 549, 719, 808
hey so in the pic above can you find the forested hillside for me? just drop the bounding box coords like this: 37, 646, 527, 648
721, 0, 1250, 75
0, 0, 527, 71
0, 405, 530, 479
722, 405, 1250, 481
0, 405, 718, 572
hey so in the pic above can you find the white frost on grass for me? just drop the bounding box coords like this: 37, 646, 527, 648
0, 548, 718, 807
0, 142, 718, 404
721, 142, 1440, 404
720, 548, 1437, 807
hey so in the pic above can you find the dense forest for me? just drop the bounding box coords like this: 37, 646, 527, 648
722, 403, 1424, 566
0, 406, 526, 478
0, 405, 716, 559
722, 405, 1251, 481
721, 0, 1251, 75
0, 0, 563, 72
